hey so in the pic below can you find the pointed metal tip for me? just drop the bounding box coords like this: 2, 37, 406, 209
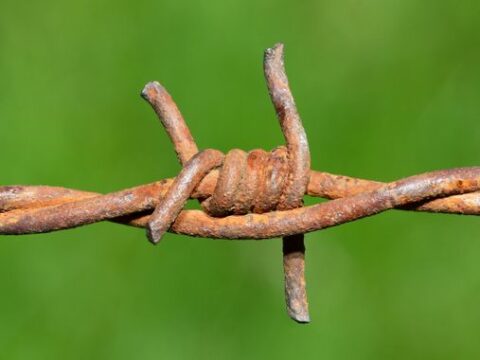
273, 42, 284, 50
289, 311, 310, 324
146, 225, 162, 245
265, 43, 284, 58
141, 81, 163, 100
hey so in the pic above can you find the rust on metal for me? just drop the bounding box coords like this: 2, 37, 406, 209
145, 44, 312, 323
264, 43, 311, 323
146, 149, 224, 244
0, 43, 479, 324
3, 168, 480, 236
141, 81, 199, 164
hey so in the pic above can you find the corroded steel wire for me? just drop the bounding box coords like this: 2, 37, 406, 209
264, 44, 311, 323
3, 167, 480, 236
1, 44, 479, 324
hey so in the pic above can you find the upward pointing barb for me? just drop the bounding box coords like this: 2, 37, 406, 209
141, 81, 199, 165
264, 43, 310, 210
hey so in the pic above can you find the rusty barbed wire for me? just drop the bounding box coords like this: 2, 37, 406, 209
1, 44, 480, 324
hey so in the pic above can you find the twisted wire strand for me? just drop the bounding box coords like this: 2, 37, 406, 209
1, 43, 479, 324
2, 167, 480, 236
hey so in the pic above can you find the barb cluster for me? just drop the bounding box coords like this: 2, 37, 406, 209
1, 44, 480, 324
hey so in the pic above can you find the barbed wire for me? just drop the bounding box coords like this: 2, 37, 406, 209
1, 44, 479, 324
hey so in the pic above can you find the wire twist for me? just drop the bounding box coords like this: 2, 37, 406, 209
1, 44, 480, 324
142, 44, 310, 322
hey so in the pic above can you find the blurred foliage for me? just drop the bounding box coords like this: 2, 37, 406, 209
1, 0, 480, 359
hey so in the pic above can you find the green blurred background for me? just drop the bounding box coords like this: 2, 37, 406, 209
1, 0, 480, 358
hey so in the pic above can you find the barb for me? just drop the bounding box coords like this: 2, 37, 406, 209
1, 44, 479, 324
264, 43, 311, 323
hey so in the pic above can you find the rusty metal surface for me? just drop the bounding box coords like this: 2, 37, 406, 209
3, 172, 480, 216
264, 44, 311, 323
1, 44, 479, 324
146, 149, 224, 244
141, 81, 199, 164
